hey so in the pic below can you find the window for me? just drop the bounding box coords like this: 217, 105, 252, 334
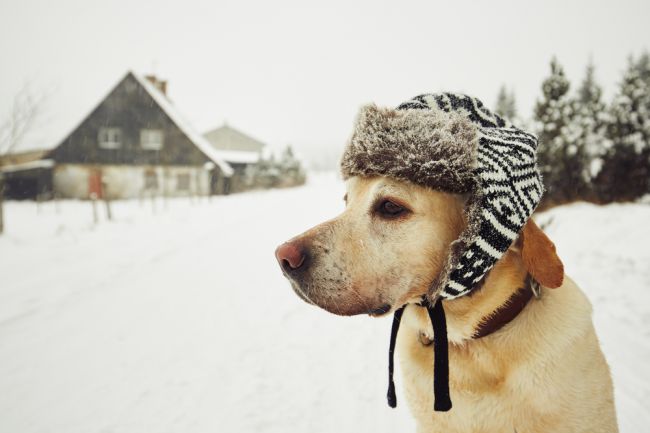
98, 127, 122, 149
140, 129, 164, 150
177, 173, 190, 191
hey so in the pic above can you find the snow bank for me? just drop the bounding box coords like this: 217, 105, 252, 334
538, 202, 650, 433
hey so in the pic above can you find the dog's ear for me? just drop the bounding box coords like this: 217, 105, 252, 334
519, 219, 564, 289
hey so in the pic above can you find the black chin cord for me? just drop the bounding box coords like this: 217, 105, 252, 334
424, 297, 452, 411
387, 305, 405, 408
387, 298, 452, 412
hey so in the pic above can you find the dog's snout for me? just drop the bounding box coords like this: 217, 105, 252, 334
275, 242, 307, 273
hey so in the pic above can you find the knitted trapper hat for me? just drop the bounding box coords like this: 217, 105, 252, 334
341, 92, 543, 300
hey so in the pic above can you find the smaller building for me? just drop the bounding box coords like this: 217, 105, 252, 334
203, 124, 266, 192
0, 160, 54, 200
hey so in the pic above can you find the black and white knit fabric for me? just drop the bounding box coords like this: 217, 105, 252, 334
341, 93, 543, 300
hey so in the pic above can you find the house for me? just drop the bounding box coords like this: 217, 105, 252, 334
0, 71, 233, 200
203, 124, 266, 192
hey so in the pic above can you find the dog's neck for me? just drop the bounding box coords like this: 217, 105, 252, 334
436, 248, 530, 344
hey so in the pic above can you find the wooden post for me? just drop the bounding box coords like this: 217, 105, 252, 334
91, 193, 99, 224
162, 168, 169, 211
101, 180, 111, 221
36, 174, 43, 214
150, 192, 156, 214
0, 176, 5, 235
104, 196, 112, 221
162, 188, 168, 210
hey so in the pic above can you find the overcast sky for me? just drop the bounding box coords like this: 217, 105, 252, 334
1, 0, 648, 166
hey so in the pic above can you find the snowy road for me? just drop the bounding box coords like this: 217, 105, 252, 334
0, 174, 648, 432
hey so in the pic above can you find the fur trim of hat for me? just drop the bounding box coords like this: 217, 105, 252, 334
341, 93, 543, 300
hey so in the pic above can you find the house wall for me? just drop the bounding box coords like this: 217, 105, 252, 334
53, 164, 212, 199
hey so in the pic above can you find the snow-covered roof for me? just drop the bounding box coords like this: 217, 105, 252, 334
0, 159, 54, 173
211, 149, 261, 164
130, 73, 233, 177
203, 124, 267, 164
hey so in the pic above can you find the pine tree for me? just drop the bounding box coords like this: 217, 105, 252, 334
634, 51, 650, 86
506, 89, 517, 122
568, 60, 609, 200
279, 145, 297, 169
596, 55, 650, 201
494, 85, 517, 121
278, 145, 306, 186
633, 52, 650, 146
534, 57, 577, 205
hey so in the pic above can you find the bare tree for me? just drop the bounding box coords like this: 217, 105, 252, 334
0, 83, 47, 157
0, 84, 48, 234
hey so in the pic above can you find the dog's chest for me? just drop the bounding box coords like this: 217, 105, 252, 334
396, 308, 545, 432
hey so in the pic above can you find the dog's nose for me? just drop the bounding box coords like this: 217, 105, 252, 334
275, 242, 307, 272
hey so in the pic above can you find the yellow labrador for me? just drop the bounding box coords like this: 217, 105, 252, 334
276, 176, 618, 433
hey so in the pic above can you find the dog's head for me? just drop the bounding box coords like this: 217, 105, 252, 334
276, 175, 564, 317
275, 176, 467, 316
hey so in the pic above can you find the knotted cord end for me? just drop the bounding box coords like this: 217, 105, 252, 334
427, 298, 452, 412
387, 305, 405, 408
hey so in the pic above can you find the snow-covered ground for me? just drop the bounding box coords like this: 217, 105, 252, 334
0, 173, 648, 433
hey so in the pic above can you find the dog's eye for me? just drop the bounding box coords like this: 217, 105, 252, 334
377, 199, 407, 218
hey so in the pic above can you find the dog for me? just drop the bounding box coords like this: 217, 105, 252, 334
275, 175, 618, 433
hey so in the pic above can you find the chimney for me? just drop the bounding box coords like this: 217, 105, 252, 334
145, 74, 168, 96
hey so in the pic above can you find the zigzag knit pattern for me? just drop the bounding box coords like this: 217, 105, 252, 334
398, 93, 543, 299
